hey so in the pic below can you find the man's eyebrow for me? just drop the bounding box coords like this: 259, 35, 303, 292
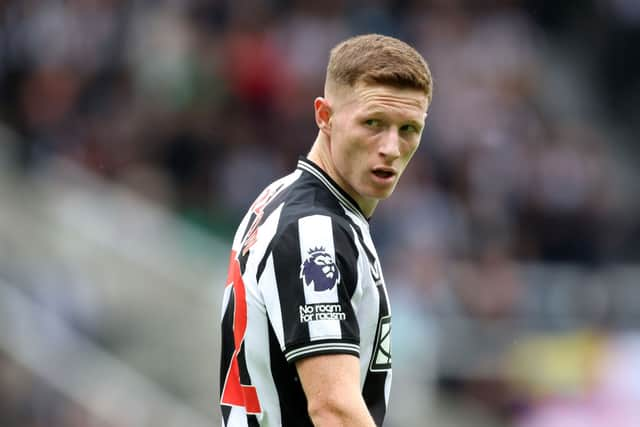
361, 109, 424, 125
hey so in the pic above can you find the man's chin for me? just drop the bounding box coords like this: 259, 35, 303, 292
366, 187, 396, 201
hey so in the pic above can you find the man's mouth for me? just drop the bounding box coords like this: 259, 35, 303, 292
372, 168, 396, 179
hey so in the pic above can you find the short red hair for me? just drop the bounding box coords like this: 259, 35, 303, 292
326, 34, 433, 103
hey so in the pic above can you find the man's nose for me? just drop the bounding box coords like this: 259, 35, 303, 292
378, 129, 401, 160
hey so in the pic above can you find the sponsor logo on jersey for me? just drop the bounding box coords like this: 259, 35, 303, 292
300, 246, 340, 291
299, 303, 346, 323
370, 315, 392, 371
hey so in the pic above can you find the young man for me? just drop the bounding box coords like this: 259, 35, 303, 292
220, 34, 432, 426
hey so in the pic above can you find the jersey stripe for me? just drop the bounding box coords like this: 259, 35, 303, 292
297, 215, 342, 340
259, 253, 285, 350
271, 221, 309, 348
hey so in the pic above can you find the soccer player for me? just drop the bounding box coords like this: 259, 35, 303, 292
219, 34, 433, 426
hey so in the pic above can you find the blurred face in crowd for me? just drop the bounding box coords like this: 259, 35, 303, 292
315, 81, 429, 216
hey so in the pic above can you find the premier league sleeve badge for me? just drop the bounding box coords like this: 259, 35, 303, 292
299, 246, 341, 292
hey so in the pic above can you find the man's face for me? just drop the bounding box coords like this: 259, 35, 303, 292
325, 82, 429, 214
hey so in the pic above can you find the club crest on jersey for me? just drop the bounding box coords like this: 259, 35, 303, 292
300, 246, 340, 291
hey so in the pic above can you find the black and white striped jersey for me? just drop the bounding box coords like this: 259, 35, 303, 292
220, 158, 392, 427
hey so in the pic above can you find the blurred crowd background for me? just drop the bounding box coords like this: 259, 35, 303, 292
1, 0, 640, 426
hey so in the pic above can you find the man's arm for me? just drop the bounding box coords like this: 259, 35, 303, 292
296, 354, 376, 427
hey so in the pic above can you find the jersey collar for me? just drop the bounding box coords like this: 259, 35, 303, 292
297, 157, 369, 222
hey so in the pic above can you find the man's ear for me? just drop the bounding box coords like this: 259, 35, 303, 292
314, 97, 332, 136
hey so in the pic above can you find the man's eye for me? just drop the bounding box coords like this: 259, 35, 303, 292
364, 119, 381, 127
400, 124, 419, 133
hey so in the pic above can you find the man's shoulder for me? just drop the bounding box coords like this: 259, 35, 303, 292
278, 176, 354, 224
271, 207, 357, 253
243, 166, 358, 243
278, 201, 354, 231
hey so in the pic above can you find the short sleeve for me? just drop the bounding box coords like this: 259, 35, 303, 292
262, 214, 360, 363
